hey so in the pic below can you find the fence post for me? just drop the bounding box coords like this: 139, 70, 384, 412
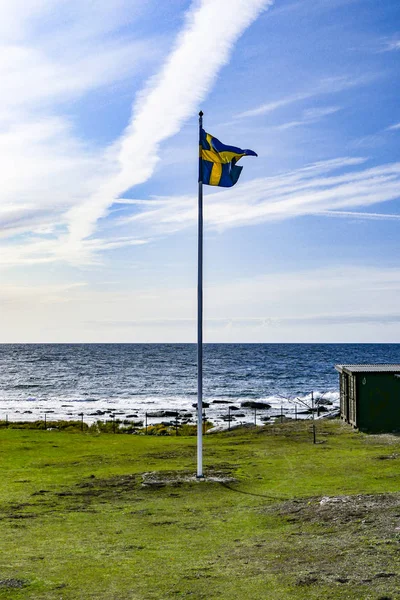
254, 407, 257, 426
6, 414, 8, 428
81, 413, 84, 431
281, 404, 283, 423
295, 404, 297, 421
312, 391, 316, 444
175, 412, 179, 436
145, 412, 148, 435
228, 406, 231, 431
44, 413, 47, 430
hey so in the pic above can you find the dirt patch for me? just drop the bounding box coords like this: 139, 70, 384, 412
376, 453, 399, 460
239, 493, 400, 595
49, 474, 139, 511
142, 466, 236, 488
1, 474, 141, 517
0, 578, 26, 589
296, 574, 319, 586
75, 474, 137, 497
275, 492, 400, 527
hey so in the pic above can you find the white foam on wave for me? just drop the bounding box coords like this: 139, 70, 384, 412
0, 389, 340, 426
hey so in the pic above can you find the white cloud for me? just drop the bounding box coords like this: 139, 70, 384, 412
382, 39, 400, 52
388, 122, 400, 131
0, 0, 162, 263
0, 281, 87, 308
118, 157, 400, 234
275, 105, 341, 130
315, 210, 400, 221
0, 235, 149, 268
236, 74, 374, 119
2, 265, 400, 342
63, 0, 274, 254
0, 0, 273, 267
0, 0, 159, 124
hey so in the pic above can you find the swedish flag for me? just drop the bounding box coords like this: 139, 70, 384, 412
199, 128, 257, 187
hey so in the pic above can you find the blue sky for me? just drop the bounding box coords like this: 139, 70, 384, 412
1, 0, 400, 342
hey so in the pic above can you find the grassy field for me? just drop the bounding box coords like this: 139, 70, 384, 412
0, 419, 399, 599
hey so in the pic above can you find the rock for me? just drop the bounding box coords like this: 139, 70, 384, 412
0, 578, 26, 589
229, 406, 240, 411
149, 410, 180, 418
191, 402, 210, 409
320, 409, 340, 419
206, 423, 254, 434
206, 425, 226, 433
212, 400, 233, 404
317, 398, 333, 406
240, 401, 271, 410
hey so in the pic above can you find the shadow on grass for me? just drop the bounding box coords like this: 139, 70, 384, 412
219, 481, 286, 501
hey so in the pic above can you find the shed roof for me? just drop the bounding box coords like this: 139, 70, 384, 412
335, 364, 400, 374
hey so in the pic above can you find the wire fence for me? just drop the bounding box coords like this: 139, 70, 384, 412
0, 394, 340, 436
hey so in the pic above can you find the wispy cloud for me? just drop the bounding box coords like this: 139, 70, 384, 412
0, 235, 149, 268
382, 38, 400, 52
388, 122, 400, 131
0, 0, 163, 264
63, 0, 273, 255
315, 210, 400, 221
275, 105, 341, 130
118, 157, 400, 234
0, 282, 87, 308
0, 0, 272, 267
3, 264, 399, 342
235, 74, 374, 119
91, 313, 400, 329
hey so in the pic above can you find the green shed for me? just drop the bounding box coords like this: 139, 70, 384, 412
335, 364, 400, 433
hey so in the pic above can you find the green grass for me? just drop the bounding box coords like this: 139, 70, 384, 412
0, 420, 399, 599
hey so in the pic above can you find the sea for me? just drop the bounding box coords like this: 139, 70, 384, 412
0, 343, 399, 426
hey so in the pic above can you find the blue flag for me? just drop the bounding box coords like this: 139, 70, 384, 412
199, 128, 257, 187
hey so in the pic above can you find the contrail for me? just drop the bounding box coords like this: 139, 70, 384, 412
64, 0, 273, 252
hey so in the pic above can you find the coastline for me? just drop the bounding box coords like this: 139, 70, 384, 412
0, 391, 340, 428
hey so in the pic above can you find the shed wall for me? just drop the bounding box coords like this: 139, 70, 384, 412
356, 373, 400, 432
340, 373, 357, 426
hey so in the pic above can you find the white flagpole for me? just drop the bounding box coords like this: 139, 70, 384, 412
197, 110, 204, 478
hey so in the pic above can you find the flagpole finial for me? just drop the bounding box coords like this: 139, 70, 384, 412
199, 110, 203, 117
